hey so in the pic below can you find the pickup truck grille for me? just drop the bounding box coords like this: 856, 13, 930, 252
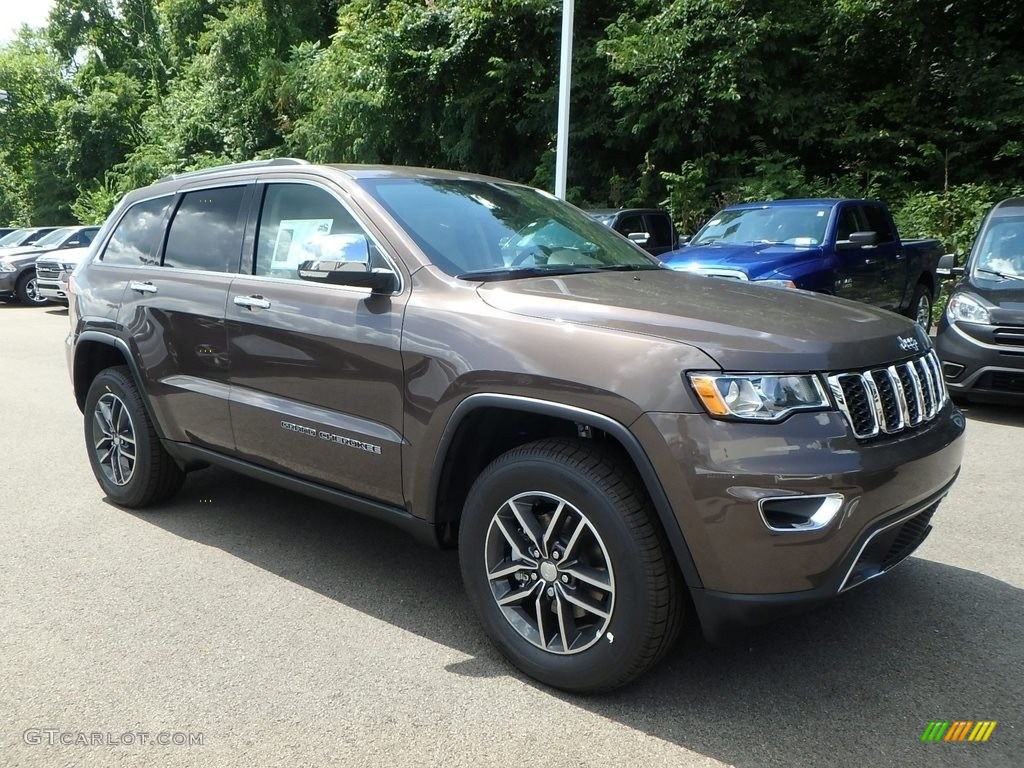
35, 260, 63, 280
827, 351, 947, 439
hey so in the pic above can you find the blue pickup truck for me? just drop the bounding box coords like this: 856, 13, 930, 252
660, 199, 943, 329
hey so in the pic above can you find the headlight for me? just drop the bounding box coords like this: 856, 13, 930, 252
946, 293, 991, 324
0, 261, 15, 272
688, 373, 830, 422
62, 263, 77, 271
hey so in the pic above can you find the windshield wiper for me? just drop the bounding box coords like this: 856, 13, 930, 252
976, 267, 1024, 281
458, 266, 601, 281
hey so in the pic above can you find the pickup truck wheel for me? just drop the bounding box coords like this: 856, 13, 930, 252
459, 438, 683, 692
84, 366, 185, 508
908, 284, 933, 332
15, 273, 48, 305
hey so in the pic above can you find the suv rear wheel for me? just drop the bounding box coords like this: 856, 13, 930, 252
84, 366, 185, 507
459, 438, 683, 692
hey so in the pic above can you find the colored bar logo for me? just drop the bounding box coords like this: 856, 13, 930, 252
921, 721, 997, 742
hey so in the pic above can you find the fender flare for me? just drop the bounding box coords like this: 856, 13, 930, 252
429, 393, 704, 588
74, 330, 168, 441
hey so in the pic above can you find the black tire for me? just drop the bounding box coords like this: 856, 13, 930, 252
15, 272, 48, 305
84, 366, 185, 507
906, 283, 933, 333
459, 438, 684, 693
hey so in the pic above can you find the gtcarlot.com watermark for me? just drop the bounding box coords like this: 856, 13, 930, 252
23, 728, 203, 747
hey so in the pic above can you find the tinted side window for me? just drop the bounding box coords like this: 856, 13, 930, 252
645, 214, 673, 247
836, 206, 867, 242
614, 214, 646, 237
254, 183, 385, 280
163, 186, 246, 272
101, 197, 172, 266
862, 205, 896, 244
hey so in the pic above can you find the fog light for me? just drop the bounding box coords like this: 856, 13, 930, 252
758, 494, 844, 532
942, 362, 965, 380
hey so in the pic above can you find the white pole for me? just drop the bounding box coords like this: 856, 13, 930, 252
554, 0, 574, 199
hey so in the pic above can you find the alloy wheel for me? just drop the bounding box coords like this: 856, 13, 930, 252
916, 293, 932, 329
93, 392, 138, 486
484, 491, 615, 655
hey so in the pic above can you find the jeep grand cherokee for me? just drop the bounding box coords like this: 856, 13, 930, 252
67, 159, 965, 692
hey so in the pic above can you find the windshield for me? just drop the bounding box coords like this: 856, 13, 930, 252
359, 178, 659, 279
692, 204, 834, 246
33, 227, 74, 247
0, 228, 30, 247
974, 217, 1024, 279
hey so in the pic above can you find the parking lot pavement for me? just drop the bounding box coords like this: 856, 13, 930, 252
1, 302, 1021, 768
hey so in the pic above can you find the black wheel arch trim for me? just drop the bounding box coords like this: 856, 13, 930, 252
74, 330, 169, 442
429, 393, 704, 589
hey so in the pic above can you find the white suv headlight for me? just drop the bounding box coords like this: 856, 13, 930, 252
688, 373, 831, 422
946, 293, 991, 324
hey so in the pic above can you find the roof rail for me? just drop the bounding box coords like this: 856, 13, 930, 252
158, 157, 309, 183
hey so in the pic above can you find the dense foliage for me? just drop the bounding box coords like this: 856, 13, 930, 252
0, 0, 1021, 251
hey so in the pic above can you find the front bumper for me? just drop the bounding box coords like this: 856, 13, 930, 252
935, 316, 1024, 402
0, 270, 17, 297
37, 277, 67, 301
631, 402, 965, 638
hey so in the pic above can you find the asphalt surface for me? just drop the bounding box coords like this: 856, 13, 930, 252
1, 301, 1021, 768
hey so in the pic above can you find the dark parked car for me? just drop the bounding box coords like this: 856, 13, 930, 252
936, 197, 1024, 402
661, 199, 943, 330
587, 208, 679, 256
0, 226, 99, 304
69, 160, 963, 692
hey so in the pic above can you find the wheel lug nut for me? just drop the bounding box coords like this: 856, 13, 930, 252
552, 551, 560, 560
561, 574, 569, 583
546, 587, 555, 597
531, 573, 538, 580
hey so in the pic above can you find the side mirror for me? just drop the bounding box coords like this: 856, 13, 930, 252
937, 253, 956, 276
296, 234, 398, 293
848, 231, 877, 246
627, 232, 650, 246
951, 266, 966, 278
677, 234, 691, 246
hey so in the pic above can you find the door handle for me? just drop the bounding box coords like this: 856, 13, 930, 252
234, 294, 271, 310
129, 281, 157, 294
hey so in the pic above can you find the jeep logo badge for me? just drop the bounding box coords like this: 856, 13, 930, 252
898, 335, 920, 352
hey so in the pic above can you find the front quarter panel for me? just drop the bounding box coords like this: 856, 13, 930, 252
401, 268, 719, 517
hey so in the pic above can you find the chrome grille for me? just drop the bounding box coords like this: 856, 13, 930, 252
35, 260, 63, 280
828, 351, 947, 439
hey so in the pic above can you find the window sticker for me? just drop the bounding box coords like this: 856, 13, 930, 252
271, 218, 334, 269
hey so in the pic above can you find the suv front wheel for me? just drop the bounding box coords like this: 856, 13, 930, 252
84, 366, 185, 507
459, 438, 683, 692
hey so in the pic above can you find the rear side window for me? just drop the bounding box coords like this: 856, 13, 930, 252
645, 214, 673, 247
163, 186, 247, 272
836, 206, 867, 242
862, 205, 896, 244
101, 197, 172, 266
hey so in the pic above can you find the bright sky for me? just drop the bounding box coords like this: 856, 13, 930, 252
0, 0, 55, 43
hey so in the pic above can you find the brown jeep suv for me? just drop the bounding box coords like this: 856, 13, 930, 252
68, 159, 965, 692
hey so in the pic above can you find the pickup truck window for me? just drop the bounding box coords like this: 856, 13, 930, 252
863, 205, 897, 244
645, 214, 673, 248
692, 205, 833, 247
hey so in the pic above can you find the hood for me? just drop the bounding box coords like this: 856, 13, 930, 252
0, 245, 55, 265
660, 242, 822, 279
961, 275, 1024, 325
477, 269, 927, 372
36, 246, 90, 266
